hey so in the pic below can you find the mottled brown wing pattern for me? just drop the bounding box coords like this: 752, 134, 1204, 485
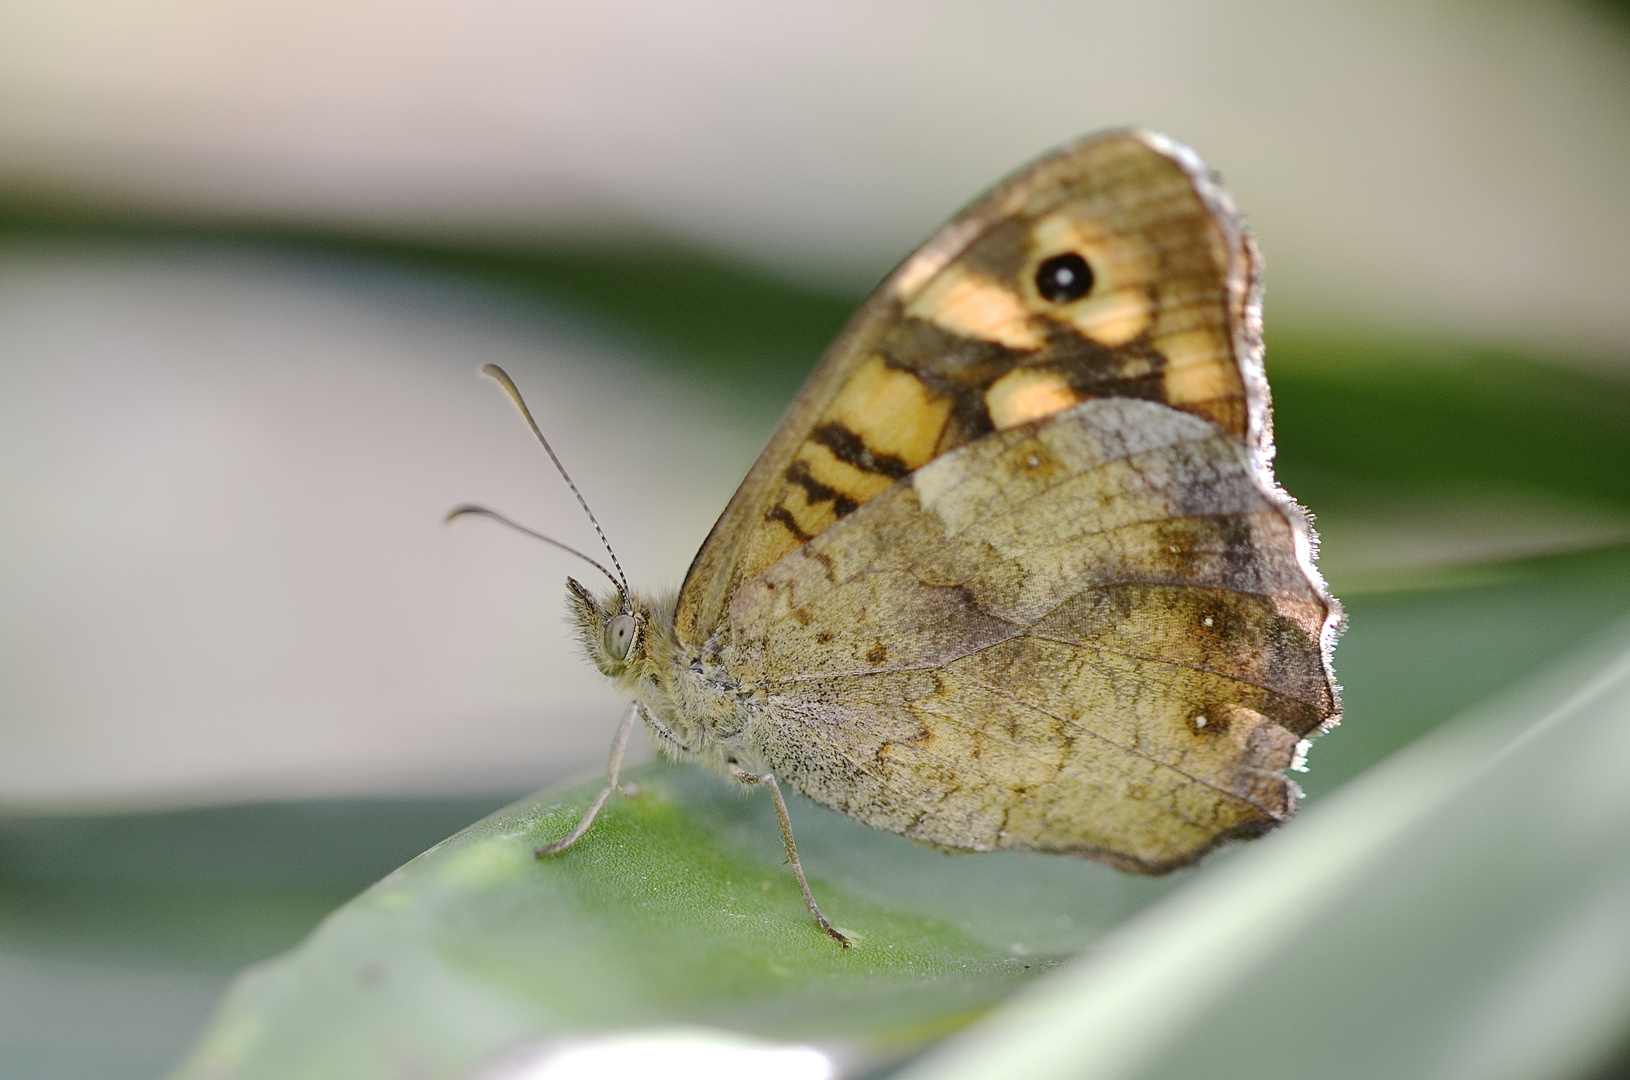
676, 131, 1263, 644
725, 398, 1337, 871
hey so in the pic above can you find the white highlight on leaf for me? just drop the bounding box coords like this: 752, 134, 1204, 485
481, 1028, 834, 1080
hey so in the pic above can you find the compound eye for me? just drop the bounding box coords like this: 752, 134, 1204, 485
1034, 251, 1094, 303
604, 614, 638, 661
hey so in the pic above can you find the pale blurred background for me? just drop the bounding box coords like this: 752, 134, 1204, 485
2, 2, 1630, 1077
3, 0, 1630, 809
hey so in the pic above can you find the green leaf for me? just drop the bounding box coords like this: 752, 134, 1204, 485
168, 764, 1178, 1079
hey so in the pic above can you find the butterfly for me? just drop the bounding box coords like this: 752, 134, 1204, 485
458, 130, 1343, 947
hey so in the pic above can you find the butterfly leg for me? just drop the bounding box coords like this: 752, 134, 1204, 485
728, 762, 851, 948
615, 709, 655, 798
535, 699, 639, 857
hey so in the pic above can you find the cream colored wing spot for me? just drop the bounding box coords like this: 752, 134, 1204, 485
1156, 327, 1234, 404
771, 440, 896, 542
984, 368, 1082, 430
1028, 210, 1157, 346
1163, 360, 1233, 405
1069, 290, 1155, 347
794, 441, 897, 506
755, 355, 955, 556
1157, 328, 1230, 369
821, 355, 954, 467
904, 265, 1043, 350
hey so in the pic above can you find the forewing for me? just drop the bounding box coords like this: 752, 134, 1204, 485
676, 130, 1266, 646
727, 398, 1340, 872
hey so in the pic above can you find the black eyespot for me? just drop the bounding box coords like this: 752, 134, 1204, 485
1035, 252, 1094, 303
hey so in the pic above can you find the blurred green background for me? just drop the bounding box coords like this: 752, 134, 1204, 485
2, 2, 1630, 1078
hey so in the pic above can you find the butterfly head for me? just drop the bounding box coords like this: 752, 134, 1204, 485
566, 576, 655, 687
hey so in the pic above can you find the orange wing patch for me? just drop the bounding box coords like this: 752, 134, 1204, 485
984, 368, 1082, 430
1157, 328, 1233, 401
752, 355, 953, 567
904, 265, 1043, 350
824, 355, 954, 463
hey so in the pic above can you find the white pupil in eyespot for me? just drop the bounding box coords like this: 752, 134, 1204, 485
605, 615, 636, 660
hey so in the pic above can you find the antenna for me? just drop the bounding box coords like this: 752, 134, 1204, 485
445, 504, 626, 599
477, 364, 631, 599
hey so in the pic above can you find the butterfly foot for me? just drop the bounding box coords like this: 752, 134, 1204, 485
817, 918, 852, 949
534, 701, 640, 859
735, 767, 853, 948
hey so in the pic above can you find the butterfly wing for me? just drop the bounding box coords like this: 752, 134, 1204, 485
727, 397, 1335, 870
675, 130, 1339, 869
676, 130, 1273, 646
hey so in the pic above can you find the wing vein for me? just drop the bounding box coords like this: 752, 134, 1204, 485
1026, 632, 1319, 706
958, 675, 1259, 809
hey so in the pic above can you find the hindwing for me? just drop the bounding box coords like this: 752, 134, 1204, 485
728, 398, 1337, 869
